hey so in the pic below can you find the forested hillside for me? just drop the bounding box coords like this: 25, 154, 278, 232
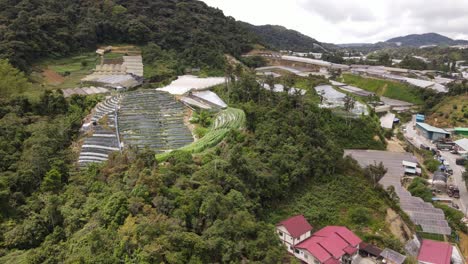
0, 57, 403, 262
0, 0, 256, 71
241, 23, 334, 52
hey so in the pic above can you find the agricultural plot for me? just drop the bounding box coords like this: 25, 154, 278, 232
157, 108, 245, 161
118, 90, 193, 152
79, 96, 121, 167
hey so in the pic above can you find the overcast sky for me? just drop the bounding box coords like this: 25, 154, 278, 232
200, 0, 468, 44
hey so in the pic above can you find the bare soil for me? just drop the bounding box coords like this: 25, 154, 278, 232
42, 68, 65, 85
459, 232, 468, 259
385, 208, 413, 243
386, 137, 406, 153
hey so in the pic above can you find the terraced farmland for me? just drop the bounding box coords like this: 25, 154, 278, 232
79, 96, 121, 167
157, 108, 245, 161
118, 90, 193, 152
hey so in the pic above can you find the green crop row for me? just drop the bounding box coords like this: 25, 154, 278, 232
156, 108, 245, 161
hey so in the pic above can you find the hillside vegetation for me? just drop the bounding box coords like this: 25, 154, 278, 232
342, 74, 424, 104
0, 59, 403, 262
241, 23, 333, 52
0, 0, 256, 71
386, 33, 468, 47
426, 95, 468, 127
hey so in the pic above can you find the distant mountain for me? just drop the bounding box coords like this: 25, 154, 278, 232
385, 33, 468, 47
240, 23, 336, 52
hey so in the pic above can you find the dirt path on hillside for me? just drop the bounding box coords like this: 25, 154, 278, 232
459, 232, 468, 259
377, 84, 388, 97
386, 208, 413, 243
43, 69, 64, 85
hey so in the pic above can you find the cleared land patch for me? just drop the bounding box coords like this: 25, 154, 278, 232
42, 68, 65, 85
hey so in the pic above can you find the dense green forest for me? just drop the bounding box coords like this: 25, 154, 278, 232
0, 0, 257, 71
240, 23, 335, 52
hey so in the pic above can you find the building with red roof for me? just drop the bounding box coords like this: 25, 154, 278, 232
294, 226, 362, 264
276, 215, 313, 253
418, 239, 452, 264
277, 216, 362, 264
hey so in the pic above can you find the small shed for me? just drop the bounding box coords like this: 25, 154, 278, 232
416, 123, 451, 141
402, 160, 420, 175
416, 114, 425, 123
380, 248, 406, 264
359, 242, 382, 258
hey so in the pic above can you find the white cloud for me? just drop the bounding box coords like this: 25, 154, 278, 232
200, 0, 468, 44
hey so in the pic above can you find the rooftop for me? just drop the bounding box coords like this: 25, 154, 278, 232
455, 127, 468, 132
276, 215, 313, 238
380, 248, 406, 264
455, 138, 468, 151
296, 226, 361, 263
418, 239, 452, 264
416, 122, 451, 135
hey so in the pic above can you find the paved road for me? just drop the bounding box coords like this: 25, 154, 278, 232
404, 117, 468, 216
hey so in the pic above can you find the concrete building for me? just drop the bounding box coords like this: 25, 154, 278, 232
416, 123, 451, 141
276, 215, 313, 253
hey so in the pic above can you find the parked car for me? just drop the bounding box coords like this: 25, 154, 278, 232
456, 158, 467, 166
420, 144, 429, 150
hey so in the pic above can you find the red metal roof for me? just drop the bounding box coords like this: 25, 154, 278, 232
296, 226, 362, 263
276, 215, 313, 238
296, 236, 332, 263
344, 246, 358, 255
314, 226, 362, 247
418, 239, 452, 264
323, 258, 340, 264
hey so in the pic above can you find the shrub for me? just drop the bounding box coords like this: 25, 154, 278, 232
424, 159, 440, 173
348, 207, 372, 225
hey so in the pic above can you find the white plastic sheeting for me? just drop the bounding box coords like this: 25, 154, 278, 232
192, 91, 227, 108
157, 75, 225, 95
262, 83, 306, 95
380, 113, 396, 129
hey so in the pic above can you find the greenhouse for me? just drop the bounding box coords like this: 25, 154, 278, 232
118, 90, 193, 152
79, 96, 121, 167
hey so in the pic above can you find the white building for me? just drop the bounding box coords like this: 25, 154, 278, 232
276, 215, 312, 253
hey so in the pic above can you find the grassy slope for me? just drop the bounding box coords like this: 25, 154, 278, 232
342, 74, 424, 105
426, 95, 468, 128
